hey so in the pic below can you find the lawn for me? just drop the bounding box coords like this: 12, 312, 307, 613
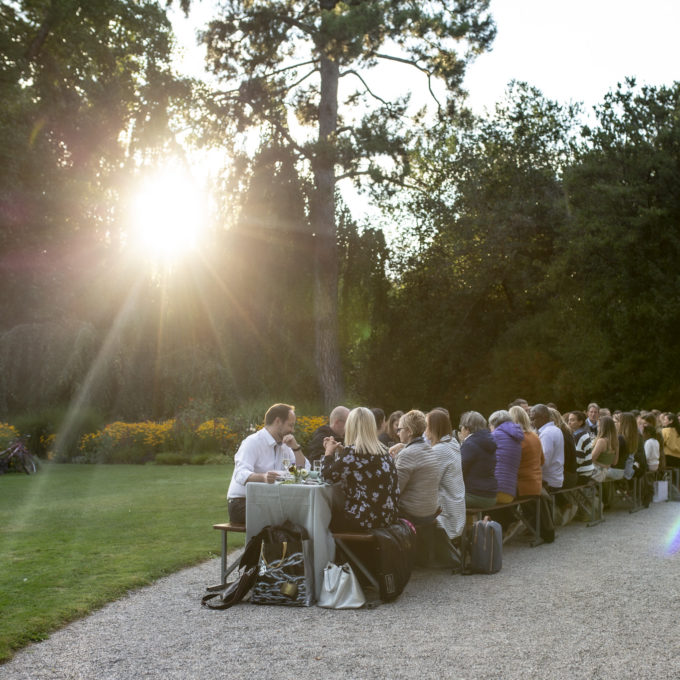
0, 463, 241, 663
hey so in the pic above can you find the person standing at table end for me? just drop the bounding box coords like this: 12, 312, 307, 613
306, 405, 350, 463
226, 403, 308, 524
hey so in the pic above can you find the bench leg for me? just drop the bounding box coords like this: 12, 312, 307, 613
629, 477, 644, 513
527, 497, 543, 547
334, 538, 380, 591
219, 531, 241, 586
580, 484, 604, 527
663, 469, 680, 501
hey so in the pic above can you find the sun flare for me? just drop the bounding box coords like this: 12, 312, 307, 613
129, 168, 206, 261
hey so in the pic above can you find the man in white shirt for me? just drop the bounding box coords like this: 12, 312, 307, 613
227, 403, 308, 524
530, 403, 564, 491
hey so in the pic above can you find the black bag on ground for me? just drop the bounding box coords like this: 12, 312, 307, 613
369, 519, 416, 602
201, 529, 264, 610
250, 520, 313, 607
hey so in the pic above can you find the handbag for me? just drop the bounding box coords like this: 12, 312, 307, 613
653, 480, 669, 503
318, 562, 365, 609
250, 521, 313, 606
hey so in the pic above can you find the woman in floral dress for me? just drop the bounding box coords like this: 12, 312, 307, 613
321, 407, 399, 531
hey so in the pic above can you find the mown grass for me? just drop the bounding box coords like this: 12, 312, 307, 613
0, 463, 242, 663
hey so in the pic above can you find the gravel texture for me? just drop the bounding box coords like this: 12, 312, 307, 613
3, 501, 680, 680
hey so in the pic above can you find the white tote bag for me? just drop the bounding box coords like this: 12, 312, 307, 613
653, 480, 669, 503
317, 562, 365, 609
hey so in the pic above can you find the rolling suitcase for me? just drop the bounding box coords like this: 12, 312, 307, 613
469, 515, 502, 574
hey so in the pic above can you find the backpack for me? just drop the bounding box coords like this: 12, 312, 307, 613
369, 519, 416, 602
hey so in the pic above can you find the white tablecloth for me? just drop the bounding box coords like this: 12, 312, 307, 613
246, 482, 336, 599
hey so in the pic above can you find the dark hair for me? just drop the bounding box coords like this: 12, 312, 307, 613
371, 408, 385, 428
386, 410, 404, 441
264, 403, 294, 425
641, 413, 656, 429
571, 410, 586, 426
642, 424, 657, 440
530, 404, 550, 422
426, 409, 452, 443
666, 412, 680, 437
508, 398, 528, 409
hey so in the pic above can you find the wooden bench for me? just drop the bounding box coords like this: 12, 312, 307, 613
213, 522, 380, 590
549, 482, 603, 526
213, 522, 246, 585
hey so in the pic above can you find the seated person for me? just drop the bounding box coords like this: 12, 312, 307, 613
389, 410, 440, 524
567, 410, 596, 482
306, 405, 349, 463
226, 403, 308, 524
426, 409, 465, 566
384, 410, 404, 447
642, 423, 660, 472
550, 407, 579, 489
459, 411, 497, 509
371, 407, 390, 446
662, 412, 680, 468
530, 404, 564, 492
509, 406, 544, 497
591, 415, 620, 482
489, 409, 524, 504
426, 408, 465, 540
321, 407, 399, 531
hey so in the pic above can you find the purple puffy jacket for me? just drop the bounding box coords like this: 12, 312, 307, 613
492, 421, 524, 497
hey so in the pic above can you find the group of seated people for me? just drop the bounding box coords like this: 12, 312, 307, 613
226, 400, 680, 563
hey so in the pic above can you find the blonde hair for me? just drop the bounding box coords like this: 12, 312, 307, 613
344, 407, 385, 455
509, 405, 532, 432
400, 410, 427, 438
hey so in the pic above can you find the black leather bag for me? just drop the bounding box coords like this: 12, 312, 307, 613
369, 520, 416, 602
201, 528, 264, 610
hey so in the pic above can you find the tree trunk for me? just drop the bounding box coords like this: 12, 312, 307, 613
311, 49, 344, 409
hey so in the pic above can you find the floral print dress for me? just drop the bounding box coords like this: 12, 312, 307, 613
321, 446, 399, 530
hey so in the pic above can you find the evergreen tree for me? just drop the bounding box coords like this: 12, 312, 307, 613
200, 0, 495, 407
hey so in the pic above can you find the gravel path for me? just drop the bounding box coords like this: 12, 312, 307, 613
3, 501, 680, 680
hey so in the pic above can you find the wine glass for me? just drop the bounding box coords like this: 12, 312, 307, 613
281, 455, 291, 478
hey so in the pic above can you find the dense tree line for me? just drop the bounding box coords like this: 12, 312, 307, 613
1, 1, 679, 432
362, 80, 680, 414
